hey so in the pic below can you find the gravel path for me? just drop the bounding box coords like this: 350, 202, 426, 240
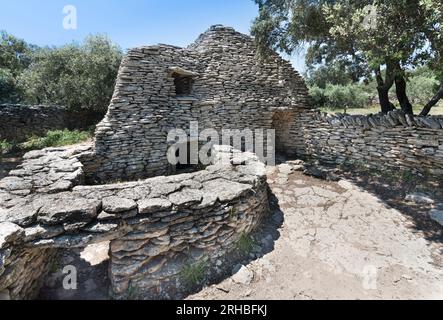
189, 162, 443, 300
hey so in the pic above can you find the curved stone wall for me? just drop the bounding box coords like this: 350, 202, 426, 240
0, 144, 269, 299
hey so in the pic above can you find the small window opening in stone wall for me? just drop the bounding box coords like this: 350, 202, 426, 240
169, 67, 198, 97
173, 73, 194, 96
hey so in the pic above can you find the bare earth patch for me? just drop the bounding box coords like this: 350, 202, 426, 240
189, 162, 443, 300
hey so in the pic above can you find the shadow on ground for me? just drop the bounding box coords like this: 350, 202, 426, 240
181, 191, 284, 299
37, 191, 285, 300
303, 160, 443, 248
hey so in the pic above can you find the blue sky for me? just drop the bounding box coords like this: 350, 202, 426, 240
0, 0, 306, 72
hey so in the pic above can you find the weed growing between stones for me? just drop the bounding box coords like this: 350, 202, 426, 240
229, 207, 238, 222
0, 139, 14, 155
180, 259, 209, 289
122, 284, 140, 300
104, 284, 135, 301
402, 170, 414, 183
235, 233, 256, 255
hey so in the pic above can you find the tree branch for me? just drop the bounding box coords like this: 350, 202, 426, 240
420, 81, 443, 116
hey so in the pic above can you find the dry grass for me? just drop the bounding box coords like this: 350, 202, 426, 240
321, 103, 443, 116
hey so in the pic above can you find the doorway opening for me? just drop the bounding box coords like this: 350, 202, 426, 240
272, 111, 295, 154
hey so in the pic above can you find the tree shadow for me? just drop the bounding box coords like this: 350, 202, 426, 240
183, 188, 285, 299
305, 161, 443, 246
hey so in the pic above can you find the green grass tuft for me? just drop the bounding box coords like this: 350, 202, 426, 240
22, 129, 91, 150
235, 233, 256, 255
180, 260, 208, 288
0, 139, 15, 155
1, 129, 92, 156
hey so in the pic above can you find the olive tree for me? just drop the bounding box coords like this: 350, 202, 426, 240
252, 0, 443, 115
18, 35, 123, 112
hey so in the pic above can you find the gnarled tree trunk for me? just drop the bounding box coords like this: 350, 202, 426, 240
395, 74, 414, 115
420, 81, 443, 116
375, 65, 396, 114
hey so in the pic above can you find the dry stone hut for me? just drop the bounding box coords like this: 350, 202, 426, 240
2, 24, 443, 301
0, 25, 311, 300
82, 25, 310, 183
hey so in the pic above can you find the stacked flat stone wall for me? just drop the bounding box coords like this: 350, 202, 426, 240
293, 109, 443, 176
89, 25, 310, 183
0, 227, 58, 300
0, 104, 104, 142
0, 144, 269, 299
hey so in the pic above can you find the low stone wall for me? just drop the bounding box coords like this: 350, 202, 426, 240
0, 144, 269, 299
0, 224, 58, 300
0, 104, 104, 142
293, 109, 443, 176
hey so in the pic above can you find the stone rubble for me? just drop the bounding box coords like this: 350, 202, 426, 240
405, 193, 435, 205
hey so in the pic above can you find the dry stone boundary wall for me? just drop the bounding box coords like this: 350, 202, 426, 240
292, 109, 443, 176
0, 104, 103, 142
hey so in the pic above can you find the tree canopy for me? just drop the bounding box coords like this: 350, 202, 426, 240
0, 32, 123, 112
252, 0, 443, 115
0, 31, 35, 103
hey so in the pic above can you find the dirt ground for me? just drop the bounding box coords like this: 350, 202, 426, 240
27, 158, 443, 300
189, 162, 443, 300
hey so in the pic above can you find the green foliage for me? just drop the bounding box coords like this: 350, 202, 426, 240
0, 68, 20, 102
252, 0, 443, 113
311, 65, 441, 111
21, 129, 91, 151
401, 170, 414, 183
306, 61, 359, 88
407, 72, 440, 106
310, 83, 371, 109
235, 233, 256, 255
1, 130, 91, 157
18, 35, 123, 111
0, 31, 33, 76
180, 260, 208, 288
309, 85, 327, 107
124, 285, 140, 300
0, 139, 14, 154
0, 31, 34, 102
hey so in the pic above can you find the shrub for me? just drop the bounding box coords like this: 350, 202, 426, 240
0, 68, 20, 103
0, 139, 14, 154
18, 35, 123, 112
309, 85, 327, 107
407, 75, 439, 106
235, 233, 256, 255
310, 83, 371, 109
